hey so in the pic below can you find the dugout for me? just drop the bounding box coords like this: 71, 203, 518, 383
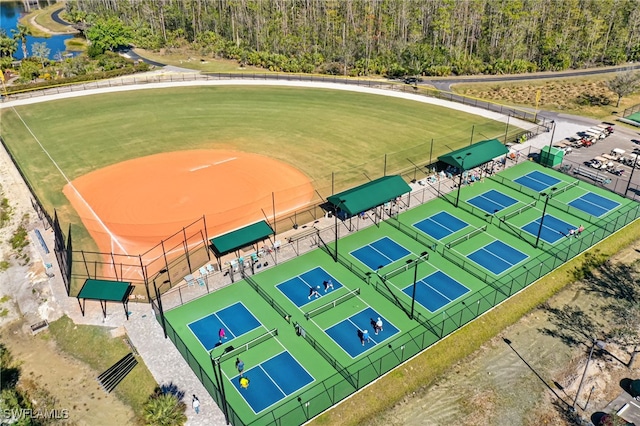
438, 139, 509, 172
209, 220, 275, 269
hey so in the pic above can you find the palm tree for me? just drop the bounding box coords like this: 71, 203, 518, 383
0, 30, 18, 58
142, 393, 187, 426
11, 24, 32, 59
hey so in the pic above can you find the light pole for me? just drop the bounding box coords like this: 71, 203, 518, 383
333, 199, 346, 262
409, 251, 428, 320
573, 339, 606, 410
548, 120, 556, 150
455, 152, 472, 208
535, 187, 557, 248
625, 158, 637, 196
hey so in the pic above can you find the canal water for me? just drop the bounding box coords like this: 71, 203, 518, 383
0, 1, 80, 60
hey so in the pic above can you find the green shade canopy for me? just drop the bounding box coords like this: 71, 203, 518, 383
77, 279, 133, 302
76, 279, 134, 320
210, 220, 274, 256
327, 175, 411, 216
438, 139, 508, 171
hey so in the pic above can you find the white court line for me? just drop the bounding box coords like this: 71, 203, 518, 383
214, 157, 236, 165
10, 107, 129, 256
189, 164, 210, 172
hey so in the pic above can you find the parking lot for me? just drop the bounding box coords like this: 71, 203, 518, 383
550, 122, 640, 199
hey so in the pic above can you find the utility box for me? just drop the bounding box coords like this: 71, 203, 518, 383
540, 146, 564, 168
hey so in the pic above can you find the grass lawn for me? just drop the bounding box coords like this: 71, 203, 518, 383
21, 1, 73, 36
47, 315, 157, 421
0, 85, 513, 255
452, 73, 640, 121
310, 217, 640, 426
134, 48, 267, 73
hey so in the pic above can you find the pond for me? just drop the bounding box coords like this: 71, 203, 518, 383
0, 1, 81, 60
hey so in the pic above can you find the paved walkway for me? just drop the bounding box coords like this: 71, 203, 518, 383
0, 71, 611, 425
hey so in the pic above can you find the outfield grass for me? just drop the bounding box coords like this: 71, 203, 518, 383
0, 86, 512, 255
47, 315, 157, 421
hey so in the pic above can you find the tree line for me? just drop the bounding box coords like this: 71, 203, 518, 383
66, 0, 640, 76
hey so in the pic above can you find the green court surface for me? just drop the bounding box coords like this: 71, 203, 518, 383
161, 161, 640, 425
627, 111, 640, 124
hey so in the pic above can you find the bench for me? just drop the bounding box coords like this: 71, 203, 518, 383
287, 227, 317, 243
573, 166, 611, 184
30, 320, 49, 334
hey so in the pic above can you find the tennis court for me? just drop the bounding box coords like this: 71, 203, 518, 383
400, 271, 469, 313
324, 307, 399, 358
513, 170, 561, 192
229, 351, 314, 413
521, 214, 576, 244
413, 211, 469, 240
350, 236, 411, 270
467, 189, 519, 214
188, 302, 261, 351
568, 192, 620, 217
276, 267, 343, 307
467, 240, 529, 275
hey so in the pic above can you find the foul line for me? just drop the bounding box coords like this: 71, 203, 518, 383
214, 157, 236, 165
10, 107, 130, 255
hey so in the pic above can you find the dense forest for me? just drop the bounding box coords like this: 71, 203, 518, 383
69, 0, 640, 76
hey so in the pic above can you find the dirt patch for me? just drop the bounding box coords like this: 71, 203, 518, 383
1, 319, 135, 425
369, 241, 640, 426
63, 149, 315, 258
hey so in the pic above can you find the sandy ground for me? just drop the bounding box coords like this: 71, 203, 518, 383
0, 140, 135, 424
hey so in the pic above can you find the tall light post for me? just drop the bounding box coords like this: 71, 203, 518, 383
625, 158, 637, 196
548, 120, 556, 150
333, 199, 346, 262
573, 339, 606, 410
408, 252, 428, 320
535, 187, 557, 248
455, 152, 472, 208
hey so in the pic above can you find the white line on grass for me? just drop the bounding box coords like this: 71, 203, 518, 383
10, 106, 130, 256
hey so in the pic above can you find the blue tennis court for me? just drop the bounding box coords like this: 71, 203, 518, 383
521, 214, 576, 244
413, 211, 468, 240
276, 267, 343, 308
514, 171, 561, 192
401, 271, 469, 313
350, 236, 411, 270
188, 302, 261, 351
325, 307, 399, 358
467, 241, 528, 275
231, 351, 314, 413
568, 192, 620, 217
467, 189, 518, 214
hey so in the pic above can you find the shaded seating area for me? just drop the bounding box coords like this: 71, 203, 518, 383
76, 279, 134, 320
97, 353, 138, 393
327, 175, 412, 227
209, 220, 275, 275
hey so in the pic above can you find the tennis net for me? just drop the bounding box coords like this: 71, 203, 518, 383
549, 180, 579, 198
445, 225, 487, 249
380, 253, 429, 281
215, 328, 278, 363
305, 288, 360, 320
502, 199, 538, 221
